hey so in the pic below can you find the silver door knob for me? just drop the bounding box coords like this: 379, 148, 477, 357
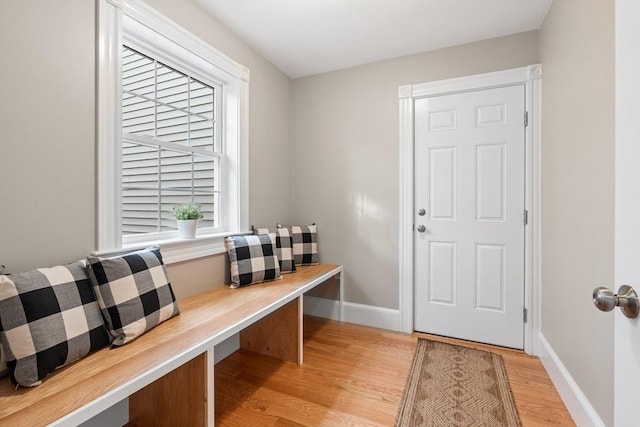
593, 285, 639, 318
418, 208, 426, 216
416, 225, 426, 233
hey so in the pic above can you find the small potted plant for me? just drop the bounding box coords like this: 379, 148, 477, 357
173, 203, 203, 239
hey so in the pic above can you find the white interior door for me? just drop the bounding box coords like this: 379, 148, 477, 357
614, 1, 640, 424
414, 85, 526, 349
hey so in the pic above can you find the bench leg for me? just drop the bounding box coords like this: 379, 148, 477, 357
240, 296, 303, 364
129, 348, 214, 426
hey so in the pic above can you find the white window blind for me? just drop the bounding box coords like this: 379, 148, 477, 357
121, 46, 219, 237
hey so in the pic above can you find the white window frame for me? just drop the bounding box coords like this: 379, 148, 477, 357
97, 0, 249, 263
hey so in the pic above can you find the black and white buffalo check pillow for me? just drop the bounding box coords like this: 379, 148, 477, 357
226, 234, 282, 288
87, 246, 179, 346
0, 261, 111, 387
278, 224, 319, 265
252, 227, 296, 273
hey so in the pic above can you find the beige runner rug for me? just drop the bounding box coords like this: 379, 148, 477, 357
396, 339, 521, 427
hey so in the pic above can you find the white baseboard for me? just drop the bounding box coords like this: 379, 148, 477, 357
303, 296, 341, 320
342, 301, 403, 331
303, 297, 403, 331
537, 332, 605, 427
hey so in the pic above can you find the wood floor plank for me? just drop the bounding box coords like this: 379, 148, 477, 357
215, 316, 574, 426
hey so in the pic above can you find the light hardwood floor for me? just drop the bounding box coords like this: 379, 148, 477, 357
215, 316, 574, 426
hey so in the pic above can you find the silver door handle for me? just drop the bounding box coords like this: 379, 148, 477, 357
593, 285, 639, 318
418, 208, 426, 216
416, 225, 426, 233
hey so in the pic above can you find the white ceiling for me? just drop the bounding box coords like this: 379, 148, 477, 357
195, 0, 552, 79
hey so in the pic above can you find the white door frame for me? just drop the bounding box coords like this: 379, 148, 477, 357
614, 0, 640, 424
398, 65, 542, 354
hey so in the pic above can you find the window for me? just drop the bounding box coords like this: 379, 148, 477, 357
121, 46, 219, 240
97, 0, 249, 263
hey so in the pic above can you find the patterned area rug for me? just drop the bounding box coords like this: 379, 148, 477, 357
396, 339, 521, 427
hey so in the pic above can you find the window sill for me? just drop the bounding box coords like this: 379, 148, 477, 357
91, 231, 250, 265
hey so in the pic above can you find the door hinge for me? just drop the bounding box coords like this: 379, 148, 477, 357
523, 209, 529, 225
523, 308, 528, 323
524, 111, 529, 127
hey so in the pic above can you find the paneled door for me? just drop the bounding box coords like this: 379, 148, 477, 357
413, 85, 526, 349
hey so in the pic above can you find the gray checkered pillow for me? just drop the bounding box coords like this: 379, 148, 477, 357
87, 246, 179, 346
278, 224, 319, 265
0, 261, 111, 387
252, 227, 296, 273
225, 234, 282, 288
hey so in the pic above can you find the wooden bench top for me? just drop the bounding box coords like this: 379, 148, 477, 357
0, 264, 342, 427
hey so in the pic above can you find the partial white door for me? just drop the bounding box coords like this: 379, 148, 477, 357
614, 1, 640, 425
414, 85, 526, 349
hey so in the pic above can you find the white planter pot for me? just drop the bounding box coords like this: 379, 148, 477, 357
176, 220, 198, 239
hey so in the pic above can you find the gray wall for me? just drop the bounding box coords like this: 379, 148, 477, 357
539, 0, 615, 425
0, 0, 96, 273
292, 31, 539, 308
0, 0, 292, 300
